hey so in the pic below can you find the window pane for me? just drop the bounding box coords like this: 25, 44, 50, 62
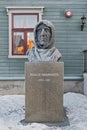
27, 32, 34, 50
13, 32, 25, 54
14, 15, 37, 28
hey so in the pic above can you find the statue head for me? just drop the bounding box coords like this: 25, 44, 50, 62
34, 20, 55, 49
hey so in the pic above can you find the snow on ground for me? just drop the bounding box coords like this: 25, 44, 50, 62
0, 92, 87, 130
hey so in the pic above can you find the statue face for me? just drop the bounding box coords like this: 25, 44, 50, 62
36, 24, 51, 48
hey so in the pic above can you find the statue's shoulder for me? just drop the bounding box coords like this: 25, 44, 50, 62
26, 47, 35, 56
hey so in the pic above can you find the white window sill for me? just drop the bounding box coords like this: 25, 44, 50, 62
8, 55, 28, 59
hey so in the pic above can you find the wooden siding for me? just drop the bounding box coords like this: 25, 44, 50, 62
0, 0, 87, 79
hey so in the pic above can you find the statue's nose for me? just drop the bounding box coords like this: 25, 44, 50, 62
41, 29, 46, 36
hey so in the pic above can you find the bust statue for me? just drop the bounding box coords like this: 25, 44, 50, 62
26, 20, 61, 62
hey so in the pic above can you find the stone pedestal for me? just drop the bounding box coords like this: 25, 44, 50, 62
25, 62, 64, 122
83, 73, 87, 96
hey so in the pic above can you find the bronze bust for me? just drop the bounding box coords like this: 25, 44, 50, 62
27, 20, 61, 62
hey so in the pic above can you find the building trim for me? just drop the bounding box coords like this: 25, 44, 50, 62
0, 76, 83, 81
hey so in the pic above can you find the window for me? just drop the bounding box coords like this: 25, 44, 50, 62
6, 7, 44, 58
12, 13, 38, 55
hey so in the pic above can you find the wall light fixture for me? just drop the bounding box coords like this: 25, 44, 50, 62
81, 15, 86, 31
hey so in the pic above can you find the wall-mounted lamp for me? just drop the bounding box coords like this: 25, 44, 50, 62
81, 15, 86, 31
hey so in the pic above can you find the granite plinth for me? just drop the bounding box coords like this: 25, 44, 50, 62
25, 62, 64, 122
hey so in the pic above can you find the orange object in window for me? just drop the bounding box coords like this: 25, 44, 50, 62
27, 39, 34, 50
17, 46, 24, 54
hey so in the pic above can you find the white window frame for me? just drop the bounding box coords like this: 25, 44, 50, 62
6, 6, 44, 58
